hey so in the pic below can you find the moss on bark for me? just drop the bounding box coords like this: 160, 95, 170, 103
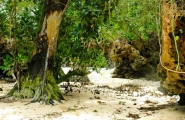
6, 70, 64, 104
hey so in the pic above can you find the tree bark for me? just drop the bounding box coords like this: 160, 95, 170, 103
7, 0, 69, 104
158, 0, 185, 96
29, 0, 68, 80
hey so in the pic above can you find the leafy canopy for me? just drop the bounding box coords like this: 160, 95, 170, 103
0, 0, 119, 74
0, 0, 161, 75
99, 0, 161, 41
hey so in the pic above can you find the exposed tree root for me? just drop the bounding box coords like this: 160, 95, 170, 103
58, 69, 91, 83
2, 71, 64, 105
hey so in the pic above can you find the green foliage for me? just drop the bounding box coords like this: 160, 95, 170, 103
0, 0, 119, 75
0, 54, 14, 76
57, 0, 118, 71
99, 0, 160, 41
72, 0, 118, 38
0, 0, 161, 78
0, 0, 42, 75
0, 10, 8, 34
175, 36, 179, 41
0, 0, 12, 35
0, 53, 31, 76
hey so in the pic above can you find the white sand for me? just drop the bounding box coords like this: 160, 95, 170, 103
0, 68, 184, 120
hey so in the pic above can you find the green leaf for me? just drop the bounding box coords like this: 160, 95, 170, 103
175, 36, 179, 41
180, 29, 183, 34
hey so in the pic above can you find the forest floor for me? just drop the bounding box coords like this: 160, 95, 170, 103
0, 68, 185, 120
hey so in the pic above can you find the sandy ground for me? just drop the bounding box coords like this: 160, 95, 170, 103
0, 68, 185, 120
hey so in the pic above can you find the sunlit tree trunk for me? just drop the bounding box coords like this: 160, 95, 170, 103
29, 0, 68, 79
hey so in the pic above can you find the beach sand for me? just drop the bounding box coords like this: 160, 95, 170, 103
0, 68, 184, 120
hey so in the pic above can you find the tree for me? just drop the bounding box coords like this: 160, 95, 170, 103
53, 0, 119, 82
0, 0, 118, 104
5, 0, 69, 104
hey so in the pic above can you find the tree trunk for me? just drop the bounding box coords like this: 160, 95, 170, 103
158, 0, 185, 99
7, 0, 69, 104
29, 0, 68, 80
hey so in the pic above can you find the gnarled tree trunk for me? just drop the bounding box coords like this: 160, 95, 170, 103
7, 0, 69, 104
